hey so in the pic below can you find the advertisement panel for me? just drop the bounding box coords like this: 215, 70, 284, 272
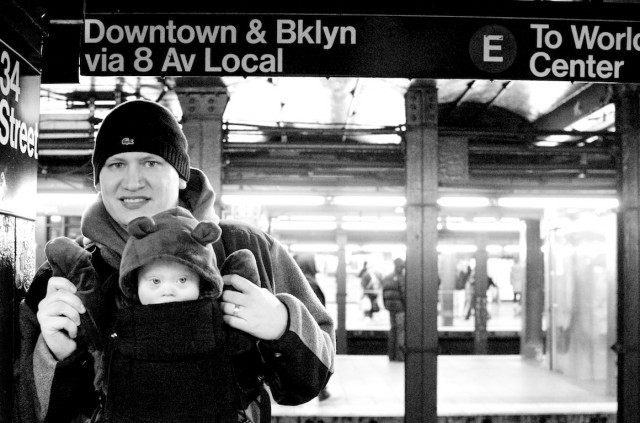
0, 37, 40, 220
80, 14, 640, 83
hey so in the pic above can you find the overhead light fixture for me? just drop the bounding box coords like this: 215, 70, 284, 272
271, 220, 337, 231
288, 244, 339, 253
37, 192, 98, 214
437, 244, 520, 254
38, 149, 94, 156
340, 221, 406, 231
438, 197, 491, 208
341, 215, 405, 222
347, 244, 407, 254
497, 197, 619, 209
49, 215, 62, 223
445, 221, 523, 232
437, 244, 478, 253
282, 215, 336, 222
534, 140, 560, 147
332, 196, 405, 207
221, 194, 325, 206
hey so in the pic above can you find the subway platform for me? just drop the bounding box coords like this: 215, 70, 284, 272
270, 299, 616, 422
271, 355, 617, 423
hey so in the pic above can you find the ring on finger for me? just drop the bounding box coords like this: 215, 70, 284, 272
233, 304, 240, 318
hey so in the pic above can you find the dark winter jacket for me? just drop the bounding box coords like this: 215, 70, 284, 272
382, 260, 406, 313
13, 168, 335, 423
293, 253, 326, 307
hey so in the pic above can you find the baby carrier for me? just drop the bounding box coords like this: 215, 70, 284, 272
106, 298, 248, 422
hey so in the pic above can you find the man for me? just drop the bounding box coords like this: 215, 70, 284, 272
382, 258, 406, 362
15, 99, 335, 422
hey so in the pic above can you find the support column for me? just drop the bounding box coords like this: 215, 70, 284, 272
521, 219, 545, 360
404, 79, 439, 423
175, 77, 229, 216
615, 84, 640, 423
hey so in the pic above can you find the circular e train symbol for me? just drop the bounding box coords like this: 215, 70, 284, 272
469, 25, 517, 73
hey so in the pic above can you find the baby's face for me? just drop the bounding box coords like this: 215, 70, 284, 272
137, 260, 200, 305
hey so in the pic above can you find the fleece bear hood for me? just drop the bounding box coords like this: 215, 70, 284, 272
119, 207, 224, 301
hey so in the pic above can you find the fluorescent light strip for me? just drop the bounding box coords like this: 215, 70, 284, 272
437, 244, 520, 254
347, 244, 407, 254
438, 197, 491, 207
289, 244, 339, 253
332, 196, 406, 207
278, 215, 336, 221
340, 221, 406, 231
223, 194, 619, 211
446, 222, 523, 232
271, 221, 337, 231
437, 244, 478, 253
222, 195, 325, 206
497, 197, 619, 209
37, 192, 98, 214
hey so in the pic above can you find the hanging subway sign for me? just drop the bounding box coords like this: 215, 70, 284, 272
81, 14, 640, 83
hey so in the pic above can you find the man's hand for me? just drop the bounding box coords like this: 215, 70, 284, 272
37, 277, 86, 361
221, 274, 288, 341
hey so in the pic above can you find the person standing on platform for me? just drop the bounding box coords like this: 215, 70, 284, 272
359, 261, 380, 319
14, 99, 335, 423
463, 266, 476, 320
294, 252, 332, 401
382, 258, 406, 362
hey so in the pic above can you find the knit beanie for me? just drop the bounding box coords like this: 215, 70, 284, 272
119, 207, 223, 301
92, 99, 190, 185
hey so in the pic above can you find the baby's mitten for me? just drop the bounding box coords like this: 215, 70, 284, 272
45, 237, 107, 352
220, 249, 260, 286
219, 249, 265, 402
220, 249, 261, 355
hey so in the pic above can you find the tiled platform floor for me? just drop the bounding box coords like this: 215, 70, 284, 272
271, 355, 617, 421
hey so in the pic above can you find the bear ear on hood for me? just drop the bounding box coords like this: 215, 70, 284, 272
191, 221, 222, 246
127, 216, 158, 239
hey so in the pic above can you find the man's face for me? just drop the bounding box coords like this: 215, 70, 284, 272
137, 260, 200, 305
97, 152, 187, 227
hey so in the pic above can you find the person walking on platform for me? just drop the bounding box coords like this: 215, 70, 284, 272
382, 258, 406, 362
13, 99, 335, 423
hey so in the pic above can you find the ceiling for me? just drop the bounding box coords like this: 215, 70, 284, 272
30, 0, 631, 200
37, 76, 619, 198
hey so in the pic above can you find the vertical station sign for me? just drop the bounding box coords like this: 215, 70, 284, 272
0, 38, 40, 219
0, 15, 41, 423
81, 13, 640, 83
